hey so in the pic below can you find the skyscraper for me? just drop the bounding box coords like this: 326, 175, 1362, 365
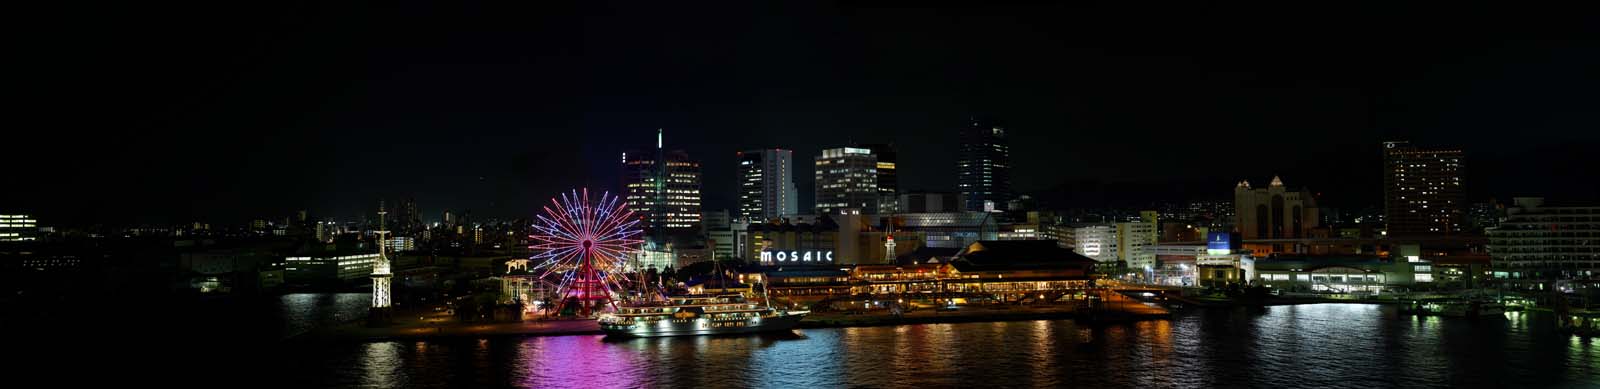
958, 118, 1012, 212
1383, 141, 1465, 236
622, 129, 703, 236
814, 147, 879, 215
737, 149, 798, 222
860, 143, 899, 213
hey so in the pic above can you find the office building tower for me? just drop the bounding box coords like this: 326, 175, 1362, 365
815, 147, 879, 215
1383, 141, 1465, 236
958, 118, 1012, 212
737, 149, 798, 222
1233, 176, 1320, 240
861, 143, 899, 213
623, 129, 703, 235
0, 213, 39, 242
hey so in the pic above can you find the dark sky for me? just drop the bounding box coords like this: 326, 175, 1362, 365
12, 2, 1600, 227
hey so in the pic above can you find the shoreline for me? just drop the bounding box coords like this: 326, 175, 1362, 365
290, 298, 1448, 343
291, 303, 1175, 343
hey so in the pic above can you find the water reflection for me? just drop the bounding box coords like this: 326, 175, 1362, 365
275, 293, 370, 339
273, 304, 1596, 388
359, 342, 406, 388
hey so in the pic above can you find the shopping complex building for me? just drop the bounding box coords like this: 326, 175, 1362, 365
745, 240, 1098, 303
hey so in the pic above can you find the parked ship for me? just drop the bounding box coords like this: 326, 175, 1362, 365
599, 293, 808, 338
1558, 311, 1599, 337
1402, 298, 1505, 317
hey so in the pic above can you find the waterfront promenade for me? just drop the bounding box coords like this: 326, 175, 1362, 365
298, 290, 1172, 342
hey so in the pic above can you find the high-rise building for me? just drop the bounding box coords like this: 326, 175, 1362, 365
1383, 141, 1466, 236
392, 198, 421, 234
623, 129, 703, 235
957, 118, 1012, 212
0, 213, 39, 242
1488, 197, 1599, 290
861, 143, 899, 213
814, 147, 879, 215
1233, 176, 1320, 240
737, 149, 798, 222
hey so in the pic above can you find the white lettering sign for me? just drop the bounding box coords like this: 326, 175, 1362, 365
760, 249, 835, 264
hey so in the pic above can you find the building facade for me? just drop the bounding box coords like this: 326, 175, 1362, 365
743, 240, 1096, 304
1488, 197, 1599, 291
814, 147, 879, 215
957, 118, 1012, 212
1053, 224, 1119, 263
861, 143, 899, 213
1252, 255, 1430, 294
285, 253, 381, 283
0, 214, 39, 242
703, 210, 738, 261
737, 149, 798, 222
895, 211, 999, 249
622, 130, 703, 234
1383, 141, 1466, 236
1234, 176, 1320, 240
742, 210, 923, 266
898, 192, 965, 213
1118, 221, 1157, 274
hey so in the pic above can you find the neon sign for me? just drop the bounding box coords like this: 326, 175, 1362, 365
1207, 232, 1232, 255
760, 249, 834, 264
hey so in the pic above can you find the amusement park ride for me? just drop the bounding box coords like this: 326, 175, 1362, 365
525, 188, 809, 337
527, 188, 644, 316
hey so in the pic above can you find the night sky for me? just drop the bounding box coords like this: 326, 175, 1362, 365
12, 2, 1600, 227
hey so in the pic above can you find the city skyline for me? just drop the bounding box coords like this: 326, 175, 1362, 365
11, 3, 1600, 227
7, 3, 1600, 387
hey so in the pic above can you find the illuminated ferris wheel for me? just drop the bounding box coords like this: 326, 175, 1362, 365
528, 188, 643, 316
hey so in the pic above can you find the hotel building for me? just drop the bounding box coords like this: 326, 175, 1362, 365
1383, 141, 1465, 236
1488, 197, 1600, 292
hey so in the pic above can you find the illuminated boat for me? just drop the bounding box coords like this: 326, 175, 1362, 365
598, 293, 808, 338
1558, 311, 1599, 337
1408, 298, 1505, 317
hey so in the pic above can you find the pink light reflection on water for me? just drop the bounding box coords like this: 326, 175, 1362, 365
515, 335, 643, 388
